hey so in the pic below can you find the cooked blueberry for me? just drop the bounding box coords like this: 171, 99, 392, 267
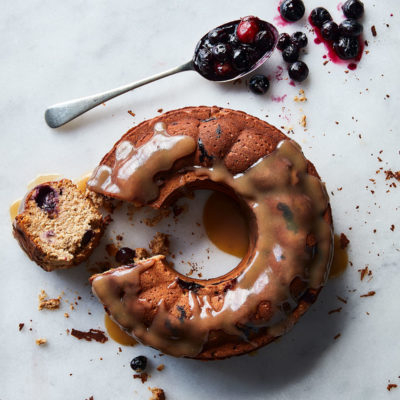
277, 33, 291, 51
236, 16, 260, 44
81, 230, 94, 248
339, 19, 363, 37
177, 278, 204, 292
342, 0, 364, 19
280, 0, 305, 22
249, 75, 270, 95
282, 44, 299, 62
232, 48, 251, 71
291, 31, 308, 48
211, 43, 231, 62
208, 28, 229, 44
321, 21, 339, 41
194, 48, 212, 75
130, 356, 147, 372
34, 185, 59, 217
333, 36, 359, 59
309, 7, 332, 28
255, 29, 275, 51
228, 32, 239, 46
288, 61, 309, 82
214, 62, 233, 77
115, 247, 136, 264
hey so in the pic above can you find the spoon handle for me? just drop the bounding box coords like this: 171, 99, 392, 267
45, 60, 194, 128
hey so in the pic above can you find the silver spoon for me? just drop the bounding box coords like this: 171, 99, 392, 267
45, 20, 277, 128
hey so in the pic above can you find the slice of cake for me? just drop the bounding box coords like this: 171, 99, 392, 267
13, 179, 104, 271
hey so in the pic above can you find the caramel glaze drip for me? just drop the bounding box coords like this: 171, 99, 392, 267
91, 140, 333, 358
87, 122, 196, 205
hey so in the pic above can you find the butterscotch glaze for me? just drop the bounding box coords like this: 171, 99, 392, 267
91, 140, 333, 358
87, 122, 196, 205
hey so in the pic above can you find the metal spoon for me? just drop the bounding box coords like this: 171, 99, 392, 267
45, 20, 277, 128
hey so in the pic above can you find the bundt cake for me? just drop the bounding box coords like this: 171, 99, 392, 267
88, 106, 334, 359
13, 179, 105, 271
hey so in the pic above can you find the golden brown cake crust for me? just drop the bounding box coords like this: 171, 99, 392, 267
89, 106, 333, 360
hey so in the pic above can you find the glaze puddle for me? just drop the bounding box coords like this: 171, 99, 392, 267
104, 313, 137, 346
329, 234, 349, 278
202, 191, 249, 258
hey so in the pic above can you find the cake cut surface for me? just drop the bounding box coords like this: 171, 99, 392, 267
13, 179, 104, 271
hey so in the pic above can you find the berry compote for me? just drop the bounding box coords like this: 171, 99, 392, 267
193, 17, 278, 81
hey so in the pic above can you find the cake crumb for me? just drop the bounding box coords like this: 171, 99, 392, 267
387, 384, 398, 391
157, 108, 163, 113
339, 233, 350, 249
135, 248, 150, 261
149, 387, 166, 400
156, 364, 165, 371
38, 290, 61, 310
371, 25, 377, 37
64, 312, 70, 318
18, 323, 25, 331
333, 333, 341, 340
299, 115, 307, 127
144, 209, 170, 227
360, 291, 376, 298
293, 89, 307, 102
149, 232, 170, 256
36, 338, 47, 346
134, 372, 149, 383
128, 110, 135, 117
384, 169, 400, 181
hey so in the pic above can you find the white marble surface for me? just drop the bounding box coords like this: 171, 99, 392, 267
1, 0, 399, 399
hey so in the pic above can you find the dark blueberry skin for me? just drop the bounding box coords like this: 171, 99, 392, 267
249, 75, 270, 95
81, 230, 94, 248
282, 44, 299, 62
288, 61, 309, 82
321, 21, 339, 41
194, 48, 213, 76
255, 29, 275, 51
232, 48, 251, 71
309, 7, 332, 28
130, 356, 147, 372
33, 185, 59, 218
208, 28, 229, 44
342, 0, 364, 19
339, 19, 363, 37
277, 33, 291, 51
211, 43, 231, 62
280, 0, 305, 22
291, 31, 308, 48
115, 247, 136, 264
333, 36, 360, 59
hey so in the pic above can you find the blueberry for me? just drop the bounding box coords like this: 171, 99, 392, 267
115, 247, 136, 264
342, 0, 364, 19
291, 31, 308, 48
232, 48, 251, 71
280, 0, 305, 22
282, 44, 299, 62
194, 47, 212, 75
130, 356, 147, 372
33, 185, 59, 218
309, 7, 332, 28
211, 43, 231, 62
333, 36, 359, 59
81, 230, 94, 248
321, 21, 339, 41
277, 33, 291, 51
255, 29, 275, 51
288, 61, 309, 82
208, 28, 229, 44
249, 75, 270, 95
339, 19, 363, 37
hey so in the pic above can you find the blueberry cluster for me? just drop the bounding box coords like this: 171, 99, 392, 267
277, 31, 309, 82
193, 16, 276, 81
310, 0, 364, 60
